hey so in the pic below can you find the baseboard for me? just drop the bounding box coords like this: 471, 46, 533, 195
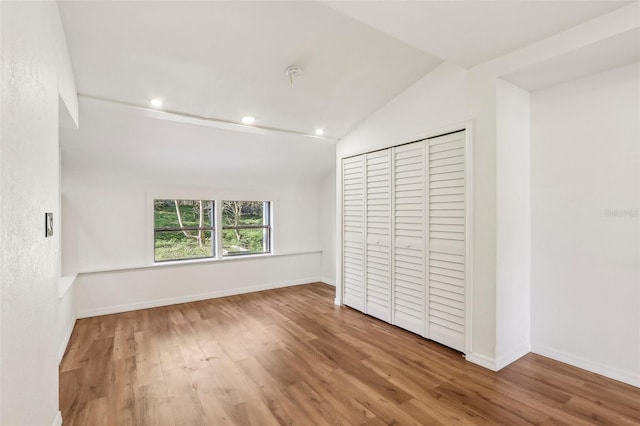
321, 277, 336, 286
52, 411, 62, 426
58, 315, 77, 364
465, 352, 498, 371
77, 277, 322, 318
532, 343, 640, 388
496, 341, 531, 370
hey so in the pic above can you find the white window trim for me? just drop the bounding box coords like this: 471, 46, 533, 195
145, 189, 278, 265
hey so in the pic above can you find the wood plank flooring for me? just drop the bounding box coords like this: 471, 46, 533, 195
60, 283, 640, 425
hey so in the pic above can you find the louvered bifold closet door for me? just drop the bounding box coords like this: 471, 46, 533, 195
365, 149, 392, 322
343, 156, 365, 312
428, 130, 466, 352
393, 141, 427, 336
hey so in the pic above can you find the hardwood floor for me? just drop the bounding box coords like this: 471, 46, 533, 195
60, 283, 640, 425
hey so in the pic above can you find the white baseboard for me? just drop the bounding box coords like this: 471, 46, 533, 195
58, 315, 77, 364
465, 352, 498, 371
532, 343, 640, 388
52, 411, 62, 426
496, 341, 531, 370
77, 277, 322, 319
321, 277, 336, 286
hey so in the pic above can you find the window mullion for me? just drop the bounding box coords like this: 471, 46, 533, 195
215, 200, 223, 258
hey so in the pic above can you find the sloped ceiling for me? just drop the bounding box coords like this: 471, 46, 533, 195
502, 28, 640, 91
61, 98, 336, 185
323, 1, 629, 68
59, 1, 638, 179
58, 0, 441, 140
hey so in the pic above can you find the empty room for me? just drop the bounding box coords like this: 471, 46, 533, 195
1, 0, 639, 425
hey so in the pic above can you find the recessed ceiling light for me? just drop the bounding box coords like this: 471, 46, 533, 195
242, 116, 256, 125
315, 128, 324, 136
150, 98, 163, 108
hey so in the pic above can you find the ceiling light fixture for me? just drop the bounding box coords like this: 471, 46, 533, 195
149, 98, 163, 108
242, 116, 256, 125
285, 65, 303, 85
315, 128, 324, 136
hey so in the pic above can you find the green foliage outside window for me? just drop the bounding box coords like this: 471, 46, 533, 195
153, 199, 270, 262
154, 200, 214, 261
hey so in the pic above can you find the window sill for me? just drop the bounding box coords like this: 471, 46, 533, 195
154, 252, 273, 267
77, 249, 323, 275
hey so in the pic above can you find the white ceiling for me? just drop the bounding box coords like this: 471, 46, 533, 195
323, 1, 630, 68
503, 28, 640, 91
61, 98, 336, 185
58, 1, 441, 139
58, 0, 637, 143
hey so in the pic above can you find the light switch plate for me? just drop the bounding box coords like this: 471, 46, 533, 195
45, 212, 53, 237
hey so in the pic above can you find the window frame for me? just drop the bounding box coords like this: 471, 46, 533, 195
153, 199, 217, 263
148, 195, 275, 265
221, 201, 272, 257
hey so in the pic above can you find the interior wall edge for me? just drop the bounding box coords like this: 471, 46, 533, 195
58, 314, 76, 365
465, 352, 498, 371
495, 341, 531, 371
52, 411, 62, 426
321, 277, 336, 286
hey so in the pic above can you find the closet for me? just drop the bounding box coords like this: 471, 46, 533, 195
341, 130, 467, 353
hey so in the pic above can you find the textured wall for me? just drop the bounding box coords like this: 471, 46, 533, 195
1, 2, 76, 424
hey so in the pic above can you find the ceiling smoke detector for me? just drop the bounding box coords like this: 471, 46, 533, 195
285, 65, 303, 84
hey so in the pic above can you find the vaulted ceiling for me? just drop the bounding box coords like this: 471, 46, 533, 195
59, 0, 440, 140
59, 1, 638, 182
59, 1, 637, 140
323, 1, 628, 69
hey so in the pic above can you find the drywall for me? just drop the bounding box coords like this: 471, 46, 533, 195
495, 80, 531, 368
336, 62, 499, 362
321, 167, 337, 285
531, 63, 640, 386
62, 179, 325, 275
0, 2, 76, 424
57, 287, 76, 363
75, 252, 321, 317
61, 99, 334, 315
64, 178, 327, 315
55, 14, 78, 129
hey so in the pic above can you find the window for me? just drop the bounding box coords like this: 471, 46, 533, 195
222, 201, 271, 256
154, 200, 216, 262
153, 199, 271, 262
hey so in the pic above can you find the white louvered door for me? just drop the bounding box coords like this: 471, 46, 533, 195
341, 130, 467, 354
427, 131, 466, 352
364, 150, 392, 322
342, 156, 365, 312
392, 141, 427, 336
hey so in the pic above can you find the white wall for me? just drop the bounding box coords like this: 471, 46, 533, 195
61, 99, 335, 316
336, 62, 499, 363
321, 167, 336, 285
64, 178, 327, 317
0, 2, 76, 424
75, 252, 321, 317
495, 80, 531, 368
531, 63, 640, 387
57, 287, 76, 363
62, 180, 324, 274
